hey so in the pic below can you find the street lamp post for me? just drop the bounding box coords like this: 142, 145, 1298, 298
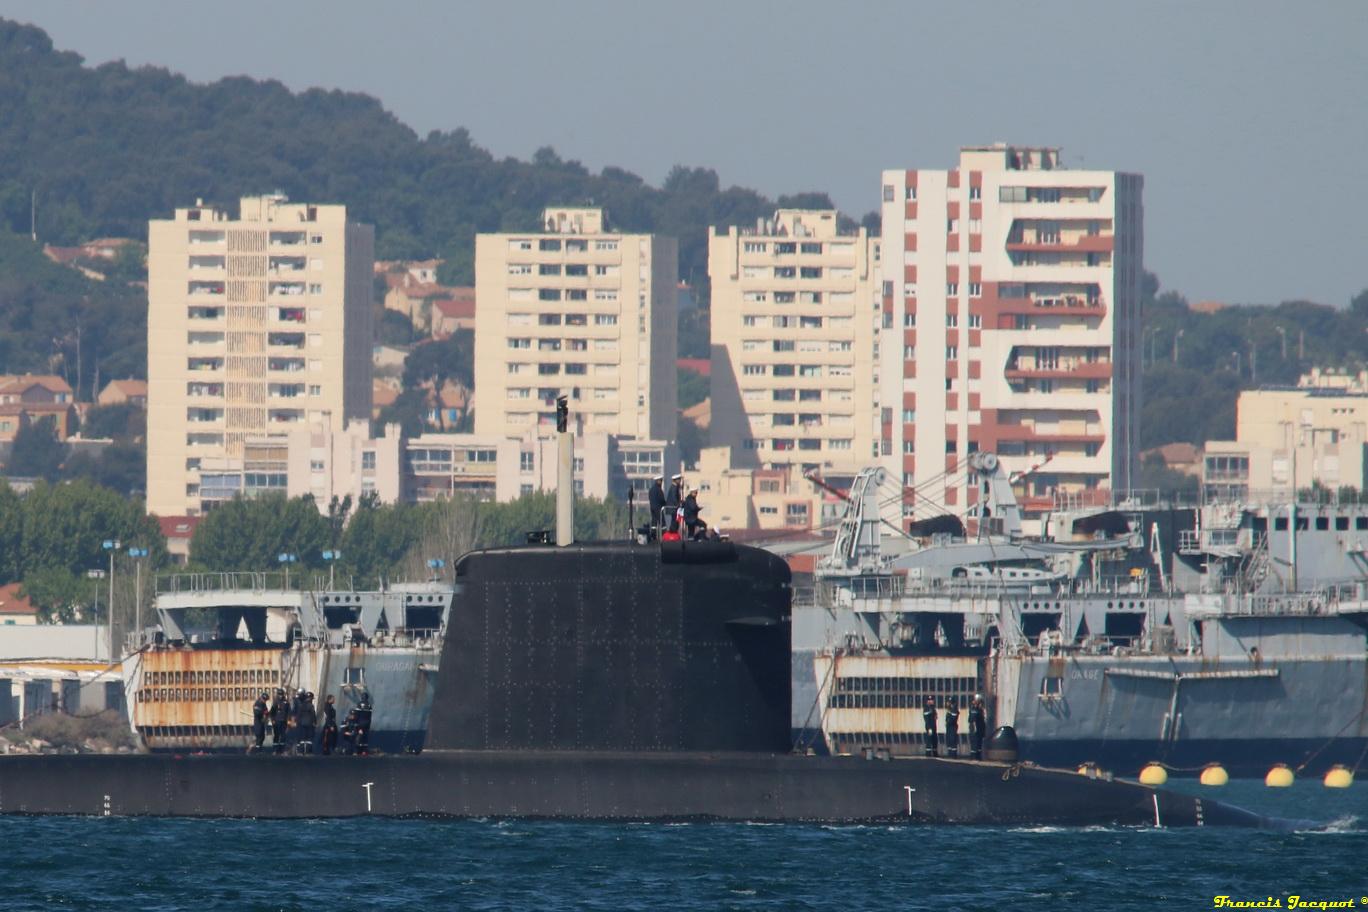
322, 550, 342, 590
102, 539, 121, 659
128, 547, 149, 649
277, 552, 297, 589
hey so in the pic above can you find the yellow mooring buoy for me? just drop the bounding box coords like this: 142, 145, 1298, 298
1324, 765, 1354, 789
1199, 763, 1229, 787
1138, 763, 1168, 786
1264, 764, 1295, 788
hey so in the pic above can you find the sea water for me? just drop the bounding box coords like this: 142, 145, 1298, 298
0, 781, 1363, 910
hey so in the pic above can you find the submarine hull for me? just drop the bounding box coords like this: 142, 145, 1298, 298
0, 751, 1270, 827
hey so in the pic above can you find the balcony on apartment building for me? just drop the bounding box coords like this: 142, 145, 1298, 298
268, 231, 307, 249
187, 357, 225, 373
188, 281, 225, 297
189, 306, 225, 322
268, 383, 306, 399
268, 357, 306, 373
267, 409, 304, 424
1003, 360, 1113, 381
188, 230, 226, 247
268, 256, 307, 275
188, 255, 226, 274
186, 382, 224, 399
274, 306, 307, 324
267, 332, 306, 349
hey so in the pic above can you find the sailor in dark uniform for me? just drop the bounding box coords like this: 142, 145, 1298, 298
922, 695, 938, 757
320, 694, 338, 755
648, 475, 666, 539
250, 692, 269, 752
682, 488, 706, 540
666, 474, 684, 532
944, 697, 961, 758
355, 695, 373, 755
340, 708, 359, 756
270, 689, 290, 754
295, 691, 317, 753
968, 693, 988, 761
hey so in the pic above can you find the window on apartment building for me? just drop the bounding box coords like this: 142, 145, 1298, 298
309, 234, 323, 244
772, 414, 795, 426
946, 346, 958, 360
883, 185, 895, 202
773, 315, 794, 329
773, 389, 795, 402
538, 313, 562, 325
743, 241, 767, 253
539, 339, 562, 351
508, 388, 531, 399
903, 345, 916, 359
799, 389, 822, 402
830, 341, 852, 352
882, 280, 893, 298
906, 185, 917, 201
775, 266, 796, 279
509, 338, 531, 349
308, 283, 322, 295
800, 242, 822, 255
538, 289, 561, 301
565, 313, 587, 326
902, 409, 916, 424
968, 314, 982, 329
1038, 380, 1054, 393
520, 452, 535, 472
310, 460, 325, 473
539, 264, 562, 276
773, 340, 795, 352
538, 364, 561, 375
1088, 188, 1104, 202
539, 239, 561, 251
774, 292, 795, 303
595, 239, 619, 251
798, 439, 821, 451
566, 289, 587, 301
1084, 443, 1100, 457
801, 292, 822, 305
999, 186, 1027, 203
946, 219, 958, 234
969, 186, 982, 201
742, 315, 760, 326
946, 313, 958, 328
903, 312, 916, 327
594, 314, 617, 325
799, 365, 821, 378
969, 283, 982, 298
947, 283, 959, 296
743, 365, 766, 376
1086, 380, 1101, 394
800, 267, 822, 279
508, 363, 527, 374
309, 385, 321, 396
772, 364, 795, 377
800, 316, 822, 329
565, 264, 588, 276
565, 364, 587, 375
903, 440, 915, 454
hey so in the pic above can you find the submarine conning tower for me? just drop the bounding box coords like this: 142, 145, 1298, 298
425, 539, 793, 753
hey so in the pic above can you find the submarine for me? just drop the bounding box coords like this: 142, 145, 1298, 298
0, 404, 1301, 828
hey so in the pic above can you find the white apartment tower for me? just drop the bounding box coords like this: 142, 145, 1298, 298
473, 207, 677, 440
879, 146, 1142, 526
709, 210, 881, 471
146, 195, 374, 516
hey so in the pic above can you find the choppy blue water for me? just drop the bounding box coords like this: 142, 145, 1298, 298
0, 781, 1364, 911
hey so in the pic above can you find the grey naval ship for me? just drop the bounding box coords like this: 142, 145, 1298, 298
122, 573, 452, 753
792, 453, 1368, 777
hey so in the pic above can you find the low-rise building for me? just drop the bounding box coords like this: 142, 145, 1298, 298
0, 374, 77, 442
97, 379, 149, 408
687, 446, 849, 533
1200, 376, 1368, 499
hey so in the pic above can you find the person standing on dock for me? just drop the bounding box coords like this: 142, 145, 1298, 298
250, 691, 269, 753
968, 694, 987, 761
944, 698, 960, 758
922, 695, 938, 757
320, 695, 338, 755
270, 688, 290, 754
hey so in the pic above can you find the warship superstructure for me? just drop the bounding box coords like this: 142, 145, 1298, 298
794, 455, 1368, 775
123, 572, 452, 752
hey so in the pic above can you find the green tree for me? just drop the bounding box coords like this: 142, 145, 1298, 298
7, 416, 65, 480
188, 493, 330, 573
80, 403, 145, 442
341, 498, 422, 587
677, 367, 709, 410
0, 481, 22, 583
19, 564, 93, 623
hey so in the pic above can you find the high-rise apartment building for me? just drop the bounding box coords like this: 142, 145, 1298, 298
473, 207, 677, 441
878, 145, 1142, 525
146, 195, 374, 516
709, 210, 881, 472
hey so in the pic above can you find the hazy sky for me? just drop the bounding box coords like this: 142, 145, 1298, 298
4, 1, 1365, 307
